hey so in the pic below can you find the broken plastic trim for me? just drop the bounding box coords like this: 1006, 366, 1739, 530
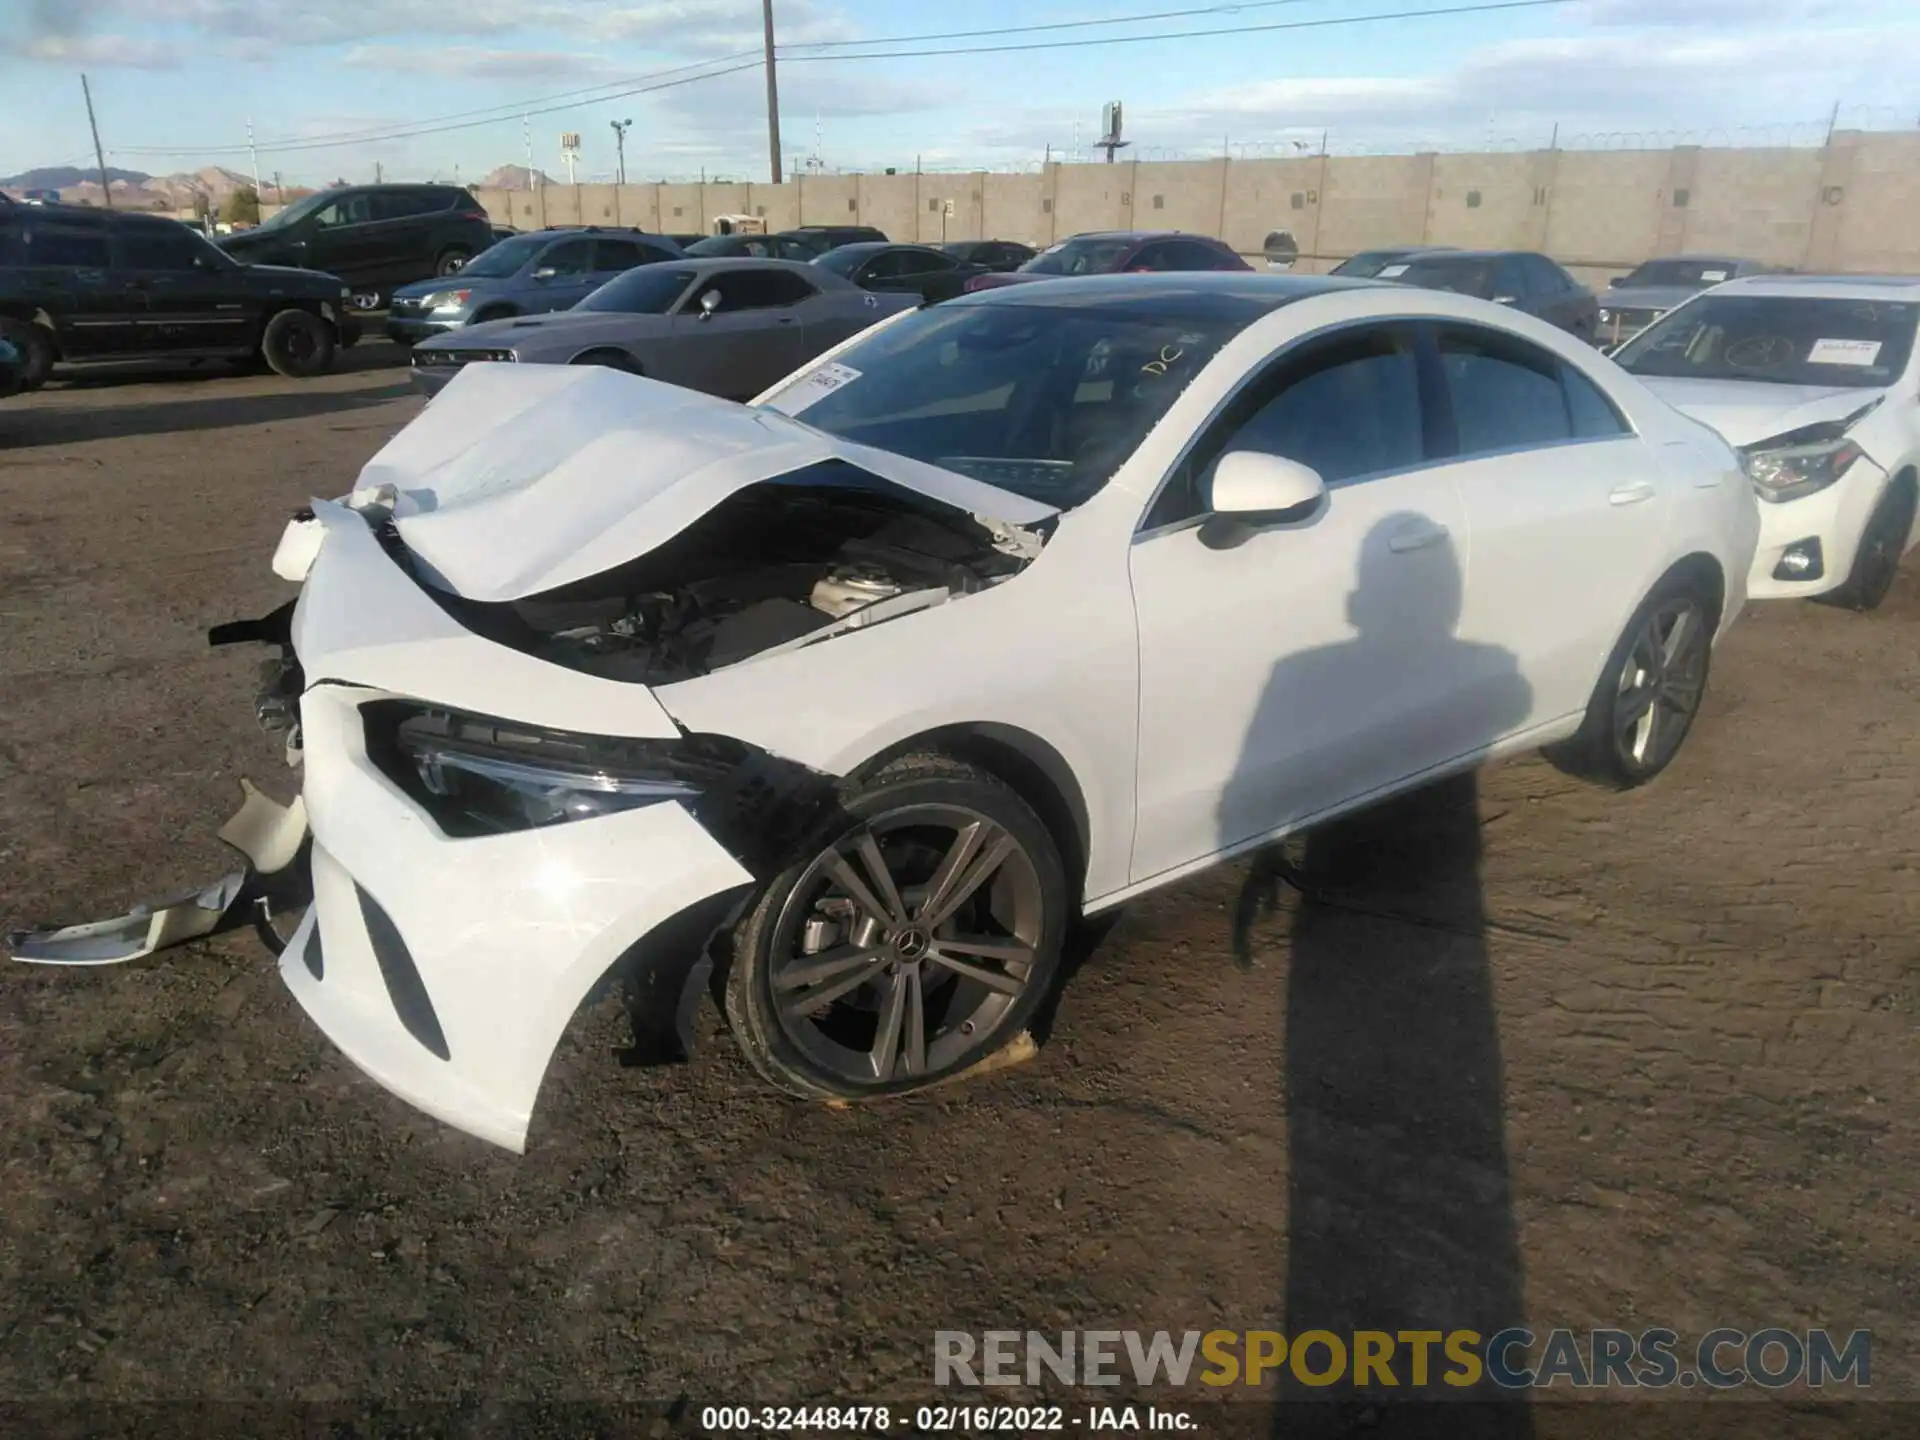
6, 780, 312, 967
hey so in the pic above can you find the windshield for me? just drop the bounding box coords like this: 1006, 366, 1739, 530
1620, 259, 1739, 289
1613, 295, 1918, 389
1391, 257, 1494, 298
252, 190, 334, 232
457, 234, 550, 279
757, 300, 1246, 507
575, 266, 697, 314
1021, 238, 1137, 276
1331, 251, 1404, 278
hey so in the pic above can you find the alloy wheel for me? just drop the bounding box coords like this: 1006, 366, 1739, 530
1611, 596, 1708, 775
767, 804, 1045, 1087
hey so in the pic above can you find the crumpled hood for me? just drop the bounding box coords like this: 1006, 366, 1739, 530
352, 362, 1059, 602
1603, 285, 1700, 313
1633, 376, 1886, 449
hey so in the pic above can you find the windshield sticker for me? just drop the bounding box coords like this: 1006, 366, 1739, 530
1700, 269, 1729, 282
1377, 263, 1410, 277
779, 361, 862, 410
1807, 338, 1883, 367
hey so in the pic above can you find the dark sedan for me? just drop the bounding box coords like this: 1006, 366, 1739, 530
684, 233, 820, 262
1381, 249, 1598, 340
812, 242, 982, 303
939, 239, 1037, 272
963, 231, 1251, 292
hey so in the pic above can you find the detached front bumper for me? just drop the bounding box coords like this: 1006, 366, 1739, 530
282, 685, 754, 1151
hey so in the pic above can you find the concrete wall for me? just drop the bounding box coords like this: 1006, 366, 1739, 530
473, 130, 1920, 273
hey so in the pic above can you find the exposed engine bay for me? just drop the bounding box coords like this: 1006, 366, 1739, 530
401, 469, 1046, 684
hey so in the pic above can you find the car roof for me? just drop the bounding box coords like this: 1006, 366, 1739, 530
1062, 230, 1193, 243
950, 270, 1375, 316
680, 257, 833, 274
1704, 273, 1920, 301
1400, 248, 1544, 263
822, 240, 938, 255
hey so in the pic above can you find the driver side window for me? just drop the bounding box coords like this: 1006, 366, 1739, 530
1143, 324, 1427, 531
314, 194, 372, 228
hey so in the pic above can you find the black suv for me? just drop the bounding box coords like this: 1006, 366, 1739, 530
216, 183, 495, 309
0, 203, 359, 388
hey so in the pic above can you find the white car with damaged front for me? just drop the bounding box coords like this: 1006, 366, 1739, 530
10, 274, 1760, 1153
1612, 274, 1920, 610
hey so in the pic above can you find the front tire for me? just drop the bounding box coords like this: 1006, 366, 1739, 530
0, 318, 56, 391
1825, 476, 1915, 612
434, 249, 471, 276
724, 755, 1068, 1100
260, 309, 336, 379
1545, 571, 1718, 790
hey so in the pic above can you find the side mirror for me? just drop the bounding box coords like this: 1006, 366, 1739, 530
1201, 451, 1325, 547
698, 288, 722, 318
532, 266, 557, 280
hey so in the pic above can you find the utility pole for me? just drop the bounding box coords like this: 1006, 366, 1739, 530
611, 118, 632, 185
81, 74, 113, 209
247, 116, 262, 200
272, 169, 283, 201
761, 0, 784, 184
374, 160, 383, 184
524, 113, 535, 188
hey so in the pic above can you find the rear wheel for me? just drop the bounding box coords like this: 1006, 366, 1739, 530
1825, 476, 1915, 612
0, 318, 57, 391
260, 309, 336, 379
1545, 570, 1718, 790
434, 248, 471, 276
724, 755, 1068, 1100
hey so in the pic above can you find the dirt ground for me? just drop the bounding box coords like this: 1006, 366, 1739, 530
0, 351, 1914, 1438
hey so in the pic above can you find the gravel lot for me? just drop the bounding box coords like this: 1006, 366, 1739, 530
0, 351, 1914, 1437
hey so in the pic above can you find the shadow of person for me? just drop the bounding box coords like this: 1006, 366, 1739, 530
1215, 514, 1535, 1438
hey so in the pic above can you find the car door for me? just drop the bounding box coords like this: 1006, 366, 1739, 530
112, 220, 251, 354
303, 191, 382, 286
671, 267, 813, 398
8, 213, 120, 358
1128, 321, 1491, 882
852, 249, 924, 295
1488, 255, 1533, 314
1425, 320, 1666, 728
522, 236, 599, 312
367, 189, 442, 286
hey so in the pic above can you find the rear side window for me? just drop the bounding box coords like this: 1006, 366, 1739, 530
1436, 324, 1573, 453
372, 191, 436, 221
1563, 364, 1629, 439
1525, 255, 1573, 293
13, 220, 110, 268
592, 238, 656, 271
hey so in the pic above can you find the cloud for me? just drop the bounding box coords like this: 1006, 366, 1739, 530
344, 44, 624, 83
20, 34, 182, 68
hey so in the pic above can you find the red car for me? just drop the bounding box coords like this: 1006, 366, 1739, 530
963, 230, 1250, 292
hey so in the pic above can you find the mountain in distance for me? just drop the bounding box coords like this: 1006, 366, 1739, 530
1, 164, 153, 189
0, 164, 270, 211
481, 163, 556, 189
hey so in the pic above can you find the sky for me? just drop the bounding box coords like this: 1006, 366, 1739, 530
1, 0, 1916, 186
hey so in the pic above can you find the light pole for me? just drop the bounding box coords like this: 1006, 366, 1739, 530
611, 118, 633, 185
762, 0, 783, 184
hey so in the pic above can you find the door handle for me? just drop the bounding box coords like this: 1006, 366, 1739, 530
1608, 481, 1657, 506
1387, 521, 1450, 553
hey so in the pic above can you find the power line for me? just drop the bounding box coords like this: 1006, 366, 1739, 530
112, 51, 763, 156
778, 0, 1577, 62
783, 0, 1330, 50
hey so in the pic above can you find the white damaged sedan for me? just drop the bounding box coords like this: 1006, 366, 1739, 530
11, 274, 1760, 1152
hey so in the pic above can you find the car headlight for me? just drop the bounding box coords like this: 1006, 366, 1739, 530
1598, 307, 1611, 323
364, 702, 746, 836
420, 289, 471, 313
1739, 437, 1863, 503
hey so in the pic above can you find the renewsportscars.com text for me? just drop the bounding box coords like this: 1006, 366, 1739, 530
933, 1327, 1871, 1391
